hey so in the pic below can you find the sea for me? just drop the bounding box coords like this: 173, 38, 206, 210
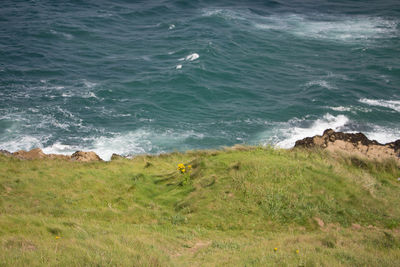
1, 0, 399, 160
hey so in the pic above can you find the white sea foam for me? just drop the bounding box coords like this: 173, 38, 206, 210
62, 92, 73, 97
256, 113, 399, 149
0, 135, 49, 152
50, 30, 73, 40
83, 80, 97, 89
256, 14, 398, 42
289, 16, 397, 41
328, 106, 372, 113
85, 92, 98, 99
88, 128, 205, 160
326, 72, 351, 81
60, 80, 98, 99
203, 8, 398, 42
185, 53, 199, 61
28, 108, 40, 113
202, 9, 223, 17
169, 24, 175, 30
34, 129, 206, 161
175, 53, 199, 68
305, 80, 336, 89
275, 114, 349, 148
329, 106, 352, 112
363, 125, 400, 144
202, 7, 398, 43
42, 143, 78, 155
359, 98, 400, 112
201, 9, 245, 21
254, 114, 349, 148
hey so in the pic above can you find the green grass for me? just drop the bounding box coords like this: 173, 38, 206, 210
1, 147, 400, 266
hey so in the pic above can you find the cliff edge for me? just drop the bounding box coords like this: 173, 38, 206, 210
294, 129, 400, 164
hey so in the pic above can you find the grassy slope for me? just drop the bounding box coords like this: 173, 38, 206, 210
1, 147, 400, 266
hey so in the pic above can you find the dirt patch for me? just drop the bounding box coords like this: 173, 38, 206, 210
314, 217, 325, 228
189, 240, 211, 254
4, 238, 37, 251
171, 240, 211, 258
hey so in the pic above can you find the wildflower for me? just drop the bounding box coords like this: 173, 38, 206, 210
177, 163, 185, 170
274, 247, 278, 252
188, 165, 192, 169
181, 168, 186, 173
296, 249, 299, 254
56, 236, 61, 239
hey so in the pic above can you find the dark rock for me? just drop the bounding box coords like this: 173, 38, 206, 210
111, 153, 124, 160
0, 149, 12, 156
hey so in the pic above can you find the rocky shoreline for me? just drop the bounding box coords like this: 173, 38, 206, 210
0, 148, 103, 162
1, 129, 399, 163
294, 129, 400, 164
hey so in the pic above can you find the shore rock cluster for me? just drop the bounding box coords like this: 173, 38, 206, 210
1, 129, 399, 163
295, 129, 400, 164
0, 148, 102, 162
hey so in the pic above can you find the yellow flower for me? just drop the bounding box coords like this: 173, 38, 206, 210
56, 236, 61, 239
188, 165, 192, 169
274, 247, 278, 252
296, 249, 299, 254
181, 168, 186, 173
177, 163, 185, 169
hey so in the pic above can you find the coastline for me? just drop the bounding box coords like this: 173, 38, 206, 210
1, 129, 399, 164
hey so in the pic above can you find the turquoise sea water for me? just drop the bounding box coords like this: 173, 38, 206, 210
1, 0, 399, 160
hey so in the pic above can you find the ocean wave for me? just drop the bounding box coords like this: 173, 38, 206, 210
50, 30, 73, 40
179, 53, 200, 62
88, 129, 206, 160
329, 106, 352, 112
201, 9, 245, 21
283, 15, 397, 42
274, 113, 349, 148
0, 135, 51, 153
202, 8, 398, 42
359, 98, 400, 112
257, 113, 399, 148
328, 106, 372, 113
2, 118, 398, 161
42, 143, 78, 155
362, 125, 400, 144
0, 128, 207, 161
185, 53, 199, 61
305, 80, 336, 89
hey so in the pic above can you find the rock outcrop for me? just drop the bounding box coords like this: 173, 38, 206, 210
0, 149, 12, 156
71, 151, 102, 162
13, 148, 47, 160
0, 148, 102, 162
12, 148, 72, 160
295, 129, 400, 164
111, 153, 124, 160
